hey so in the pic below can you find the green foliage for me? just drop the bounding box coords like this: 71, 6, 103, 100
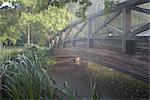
0, 0, 92, 46
34, 0, 49, 12
39, 6, 73, 34
24, 46, 56, 69
0, 33, 9, 44
0, 30, 20, 45
40, 0, 92, 18
0, 54, 74, 99
0, 46, 55, 69
89, 78, 101, 100
18, 0, 37, 7
0, 7, 71, 46
0, 47, 24, 63
104, 0, 118, 13
0, 8, 21, 44
76, 0, 92, 18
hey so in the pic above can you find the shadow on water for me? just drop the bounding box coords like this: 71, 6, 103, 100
49, 59, 149, 99
86, 61, 149, 99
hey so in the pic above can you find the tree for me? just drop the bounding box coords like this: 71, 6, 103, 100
0, 6, 21, 45
0, 0, 92, 46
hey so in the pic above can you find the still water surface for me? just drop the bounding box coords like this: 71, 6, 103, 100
50, 60, 149, 99
86, 61, 149, 99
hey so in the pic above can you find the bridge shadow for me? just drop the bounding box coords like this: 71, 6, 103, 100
49, 54, 149, 99
52, 46, 149, 83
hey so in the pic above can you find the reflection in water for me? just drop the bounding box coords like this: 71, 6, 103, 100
86, 61, 149, 99
50, 59, 149, 99
75, 57, 80, 65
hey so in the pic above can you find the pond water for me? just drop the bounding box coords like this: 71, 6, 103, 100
50, 59, 149, 99
86, 61, 149, 99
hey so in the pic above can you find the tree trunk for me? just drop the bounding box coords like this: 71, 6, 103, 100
27, 24, 30, 45
31, 33, 33, 45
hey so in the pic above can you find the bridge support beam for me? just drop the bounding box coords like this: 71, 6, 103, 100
87, 18, 94, 48
126, 40, 136, 55
72, 40, 76, 47
62, 41, 65, 48
122, 8, 131, 53
88, 38, 94, 48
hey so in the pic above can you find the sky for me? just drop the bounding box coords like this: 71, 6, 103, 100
0, 2, 15, 9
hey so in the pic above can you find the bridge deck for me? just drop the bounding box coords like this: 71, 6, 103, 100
52, 47, 149, 83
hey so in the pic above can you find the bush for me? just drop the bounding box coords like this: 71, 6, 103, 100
0, 47, 24, 63
0, 46, 55, 69
24, 46, 55, 69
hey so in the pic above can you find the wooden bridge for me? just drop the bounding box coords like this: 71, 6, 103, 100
51, 0, 150, 83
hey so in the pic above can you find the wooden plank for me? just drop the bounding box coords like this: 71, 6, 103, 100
132, 6, 150, 14
52, 0, 149, 49
60, 38, 122, 49
136, 42, 149, 46
59, 8, 113, 33
62, 19, 84, 31
74, 22, 87, 38
88, 19, 92, 38
87, 18, 93, 48
61, 37, 122, 44
61, 29, 72, 48
60, 9, 106, 32
112, 0, 149, 12
91, 11, 121, 37
122, 8, 131, 53
107, 25, 122, 34
71, 22, 87, 47
74, 27, 87, 35
131, 22, 149, 29
127, 23, 150, 38
60, 0, 149, 32
71, 39, 76, 47
56, 0, 149, 36
63, 28, 72, 41
69, 1, 148, 31
136, 46, 150, 50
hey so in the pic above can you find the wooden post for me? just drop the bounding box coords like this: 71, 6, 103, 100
72, 39, 76, 47
87, 18, 93, 48
62, 41, 65, 48
122, 8, 131, 53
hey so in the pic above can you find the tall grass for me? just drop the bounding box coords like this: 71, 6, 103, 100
24, 46, 55, 70
0, 46, 101, 99
0, 46, 55, 69
0, 54, 74, 99
0, 47, 24, 63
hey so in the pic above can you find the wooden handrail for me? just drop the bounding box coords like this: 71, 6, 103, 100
53, 0, 149, 49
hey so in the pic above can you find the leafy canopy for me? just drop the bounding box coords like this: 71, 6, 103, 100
0, 0, 77, 45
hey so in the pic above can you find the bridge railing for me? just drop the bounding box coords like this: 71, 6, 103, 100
51, 0, 149, 54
